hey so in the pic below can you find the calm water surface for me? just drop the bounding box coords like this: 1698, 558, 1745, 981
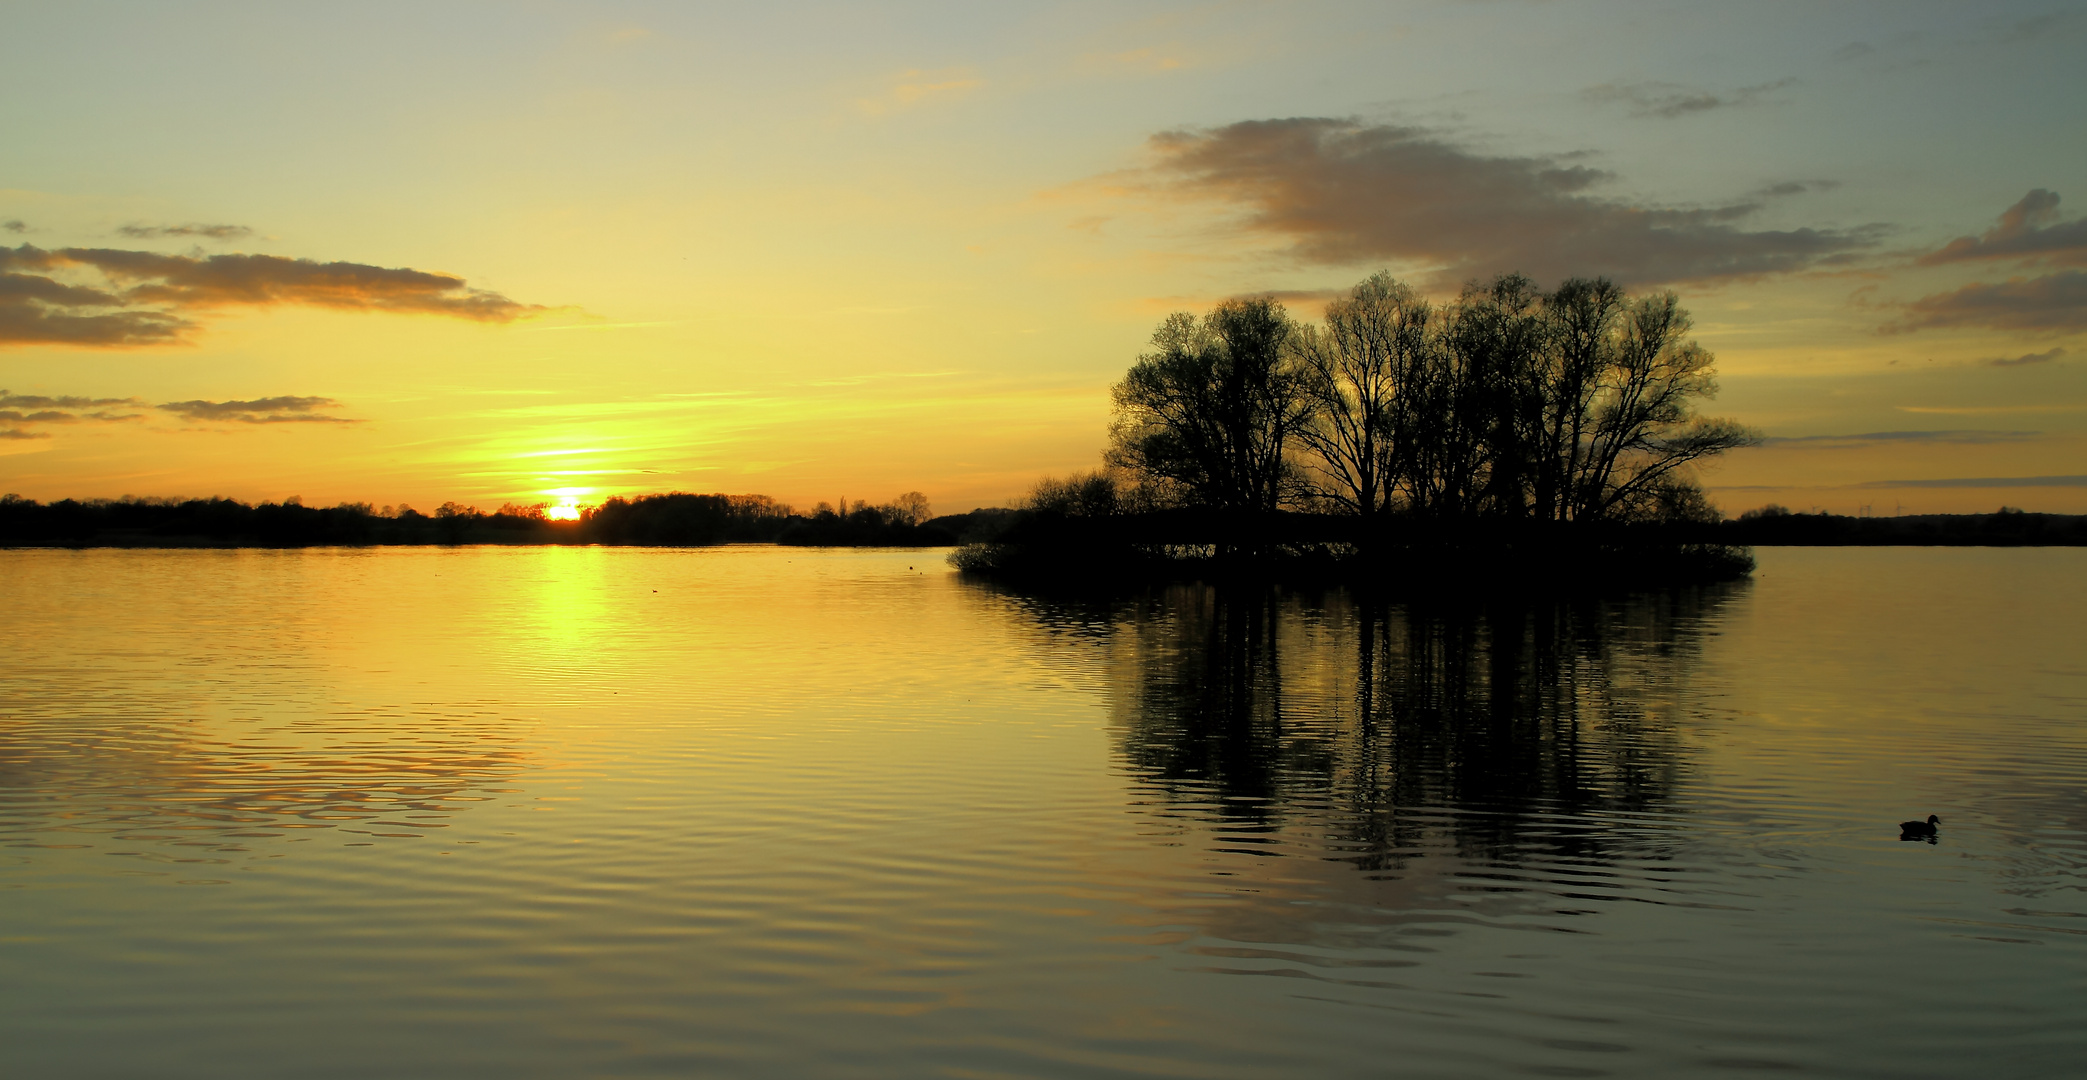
2, 546, 2083, 1078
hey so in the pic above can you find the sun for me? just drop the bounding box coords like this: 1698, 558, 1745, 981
544, 500, 583, 521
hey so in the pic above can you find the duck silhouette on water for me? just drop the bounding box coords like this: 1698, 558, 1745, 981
1899, 814, 1940, 843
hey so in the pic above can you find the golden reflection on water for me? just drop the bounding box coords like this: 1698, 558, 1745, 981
0, 711, 525, 849
0, 546, 2082, 1078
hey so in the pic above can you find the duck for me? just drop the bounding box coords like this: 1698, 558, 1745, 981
1899, 814, 1940, 839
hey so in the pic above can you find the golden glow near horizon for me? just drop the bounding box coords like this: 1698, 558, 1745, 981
1, 3, 2082, 515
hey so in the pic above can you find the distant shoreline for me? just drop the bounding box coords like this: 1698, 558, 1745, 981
4, 505, 2079, 551
5, 492, 2082, 580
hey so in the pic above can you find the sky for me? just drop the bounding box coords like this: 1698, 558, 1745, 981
2, 0, 2083, 516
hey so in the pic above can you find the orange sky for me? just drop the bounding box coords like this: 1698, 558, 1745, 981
3, 2, 2082, 516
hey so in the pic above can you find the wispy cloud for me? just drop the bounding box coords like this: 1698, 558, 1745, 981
1897, 401, 2085, 415
157, 396, 355, 424
1134, 118, 1879, 287
116, 223, 254, 241
0, 388, 366, 437
519, 320, 675, 332
1750, 180, 1839, 199
1583, 78, 1796, 119
1988, 347, 2067, 367
2, 220, 25, 234
802, 370, 962, 388
1082, 47, 1185, 75
1233, 287, 1345, 305
1859, 474, 2087, 488
0, 388, 146, 439
855, 68, 982, 116
0, 244, 544, 347
1, 390, 143, 412
1760, 429, 2044, 447
1997, 10, 2087, 43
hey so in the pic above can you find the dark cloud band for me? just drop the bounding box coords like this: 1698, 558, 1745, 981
117, 223, 254, 241
0, 244, 542, 347
1582, 79, 1796, 119
1989, 347, 2067, 367
1142, 118, 1876, 287
0, 389, 353, 439
157, 396, 354, 424
1918, 190, 2087, 267
1887, 270, 2087, 333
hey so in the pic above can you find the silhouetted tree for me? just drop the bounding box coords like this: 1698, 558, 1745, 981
1433, 273, 1550, 518
888, 491, 932, 527
1025, 470, 1124, 517
1108, 297, 1312, 513
1562, 291, 1758, 522
1092, 274, 1751, 532
587, 493, 795, 545
1292, 272, 1433, 519
1375, 273, 1757, 525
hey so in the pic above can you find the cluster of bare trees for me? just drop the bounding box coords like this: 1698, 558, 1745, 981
1100, 271, 1758, 526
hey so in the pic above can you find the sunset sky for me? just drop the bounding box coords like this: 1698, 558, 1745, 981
3, 0, 2083, 516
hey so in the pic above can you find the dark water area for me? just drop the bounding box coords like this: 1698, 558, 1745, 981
2, 547, 2083, 1077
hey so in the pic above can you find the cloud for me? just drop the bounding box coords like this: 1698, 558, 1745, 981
856, 68, 982, 115
1885, 269, 2087, 333
1139, 118, 1879, 287
1859, 474, 2087, 489
1751, 180, 1839, 199
1999, 11, 2087, 43
157, 396, 355, 424
1897, 401, 2084, 415
801, 370, 961, 388
1, 244, 542, 347
1236, 287, 1346, 305
1761, 429, 2043, 447
1085, 47, 1185, 74
1917, 190, 2087, 267
1, 390, 142, 411
1583, 78, 1795, 118
1988, 347, 2067, 367
891, 73, 980, 104
0, 387, 358, 438
2, 220, 24, 234
0, 389, 147, 440
117, 223, 254, 241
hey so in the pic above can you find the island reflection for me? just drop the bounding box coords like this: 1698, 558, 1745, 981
1001, 582, 1744, 884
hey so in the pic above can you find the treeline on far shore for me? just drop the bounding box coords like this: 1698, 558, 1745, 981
2, 490, 2078, 554
0, 491, 1010, 549
1721, 504, 2087, 546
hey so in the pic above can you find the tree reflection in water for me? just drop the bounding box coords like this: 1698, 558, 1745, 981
1005, 582, 1744, 877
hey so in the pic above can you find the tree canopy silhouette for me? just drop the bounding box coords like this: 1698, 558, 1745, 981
1105, 271, 1758, 527
1108, 297, 1313, 514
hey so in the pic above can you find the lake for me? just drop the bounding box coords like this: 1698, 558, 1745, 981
3, 545, 2083, 1078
